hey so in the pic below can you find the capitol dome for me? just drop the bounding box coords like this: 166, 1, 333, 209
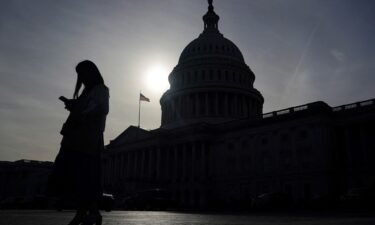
160, 0, 264, 128
178, 32, 245, 64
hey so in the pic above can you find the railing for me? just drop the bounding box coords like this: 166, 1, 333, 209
332, 99, 374, 112
262, 98, 374, 119
262, 104, 310, 119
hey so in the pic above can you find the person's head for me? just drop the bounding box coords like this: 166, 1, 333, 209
73, 60, 104, 99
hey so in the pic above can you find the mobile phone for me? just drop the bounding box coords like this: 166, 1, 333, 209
59, 96, 69, 103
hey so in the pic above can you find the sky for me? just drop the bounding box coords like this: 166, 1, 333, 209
0, 0, 374, 161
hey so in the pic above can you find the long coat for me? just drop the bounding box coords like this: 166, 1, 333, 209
47, 84, 109, 203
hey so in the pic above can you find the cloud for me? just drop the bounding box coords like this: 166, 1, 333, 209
330, 49, 345, 62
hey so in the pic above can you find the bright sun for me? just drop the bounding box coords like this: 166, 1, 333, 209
144, 64, 170, 93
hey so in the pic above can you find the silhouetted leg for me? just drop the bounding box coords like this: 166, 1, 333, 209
82, 199, 102, 225
68, 207, 86, 225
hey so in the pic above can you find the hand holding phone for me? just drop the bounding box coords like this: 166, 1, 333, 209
59, 96, 74, 111
59, 96, 69, 103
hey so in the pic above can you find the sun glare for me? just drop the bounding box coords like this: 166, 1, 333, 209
144, 64, 170, 93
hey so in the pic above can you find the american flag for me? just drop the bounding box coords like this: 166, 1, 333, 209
140, 93, 150, 102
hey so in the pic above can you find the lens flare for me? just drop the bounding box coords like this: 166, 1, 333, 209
144, 65, 170, 93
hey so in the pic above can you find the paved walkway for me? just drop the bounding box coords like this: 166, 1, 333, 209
0, 210, 374, 225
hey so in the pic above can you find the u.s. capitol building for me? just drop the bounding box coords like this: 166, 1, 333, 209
102, 1, 375, 208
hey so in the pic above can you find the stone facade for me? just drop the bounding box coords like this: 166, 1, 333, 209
0, 160, 53, 198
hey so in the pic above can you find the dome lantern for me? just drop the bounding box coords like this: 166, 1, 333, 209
203, 0, 220, 32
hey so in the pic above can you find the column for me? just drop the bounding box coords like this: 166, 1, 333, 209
360, 124, 368, 165
148, 148, 153, 180
122, 153, 126, 179
234, 94, 238, 117
156, 147, 161, 179
185, 95, 190, 118
205, 93, 209, 116
192, 142, 196, 182
107, 156, 111, 184
180, 96, 184, 119
126, 152, 131, 179
133, 152, 136, 179
164, 104, 168, 123
182, 144, 187, 182
249, 100, 253, 115
200, 143, 205, 180
195, 93, 199, 117
178, 96, 182, 119
188, 94, 192, 118
107, 156, 111, 183
166, 147, 171, 181
171, 99, 176, 121
167, 103, 171, 122
123, 154, 127, 179
224, 93, 229, 116
114, 155, 118, 180
240, 95, 244, 117
141, 149, 145, 180
133, 152, 137, 179
215, 92, 219, 116
161, 105, 165, 125
173, 145, 178, 182
116, 155, 119, 181
111, 155, 115, 181
118, 155, 121, 179
160, 149, 165, 180
105, 158, 109, 185
120, 154, 124, 179
245, 97, 249, 117
144, 149, 148, 179
187, 144, 192, 183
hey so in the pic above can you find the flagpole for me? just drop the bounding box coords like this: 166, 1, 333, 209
138, 91, 141, 128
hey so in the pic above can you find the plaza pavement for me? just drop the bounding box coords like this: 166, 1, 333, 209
0, 210, 374, 225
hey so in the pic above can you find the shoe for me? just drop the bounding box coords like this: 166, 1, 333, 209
82, 213, 102, 225
67, 213, 86, 225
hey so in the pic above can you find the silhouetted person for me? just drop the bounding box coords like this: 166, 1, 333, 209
48, 60, 109, 225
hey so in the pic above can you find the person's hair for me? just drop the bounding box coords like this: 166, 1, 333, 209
73, 60, 104, 99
